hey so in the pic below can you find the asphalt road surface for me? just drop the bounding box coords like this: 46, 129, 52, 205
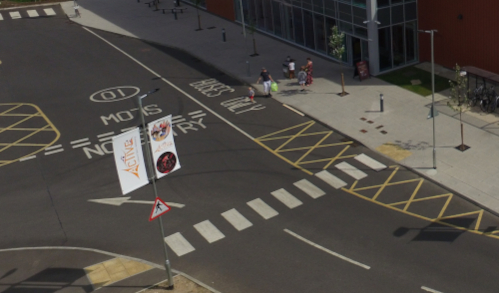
1, 6, 499, 293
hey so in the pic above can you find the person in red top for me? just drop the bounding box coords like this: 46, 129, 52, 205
305, 57, 313, 86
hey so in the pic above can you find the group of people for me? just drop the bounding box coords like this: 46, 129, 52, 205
250, 56, 314, 102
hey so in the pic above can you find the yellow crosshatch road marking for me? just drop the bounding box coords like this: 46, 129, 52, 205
254, 121, 356, 175
0, 103, 60, 167
341, 166, 499, 240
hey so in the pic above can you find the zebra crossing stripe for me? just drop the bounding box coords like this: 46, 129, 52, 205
0, 14, 3, 21
335, 162, 367, 180
293, 179, 325, 199
27, 10, 39, 17
355, 153, 386, 171
221, 209, 252, 231
315, 170, 347, 189
271, 188, 302, 209
247, 198, 278, 220
193, 220, 225, 243
44, 8, 56, 16
9, 11, 21, 19
164, 232, 195, 257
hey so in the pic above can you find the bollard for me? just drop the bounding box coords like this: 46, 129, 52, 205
173, 8, 177, 20
246, 60, 250, 77
380, 94, 384, 112
222, 28, 226, 42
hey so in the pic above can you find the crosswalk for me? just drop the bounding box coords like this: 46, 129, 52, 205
163, 153, 386, 257
0, 8, 57, 21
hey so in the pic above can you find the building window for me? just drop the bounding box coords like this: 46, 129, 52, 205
352, 0, 366, 8
379, 27, 392, 70
405, 2, 417, 21
272, 1, 282, 37
377, 0, 390, 8
314, 13, 326, 53
405, 21, 417, 62
392, 24, 405, 66
293, 6, 305, 45
378, 7, 390, 27
313, 0, 324, 14
391, 4, 404, 24
303, 10, 316, 49
338, 2, 352, 22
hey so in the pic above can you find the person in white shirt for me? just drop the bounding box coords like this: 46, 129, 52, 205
288, 59, 295, 79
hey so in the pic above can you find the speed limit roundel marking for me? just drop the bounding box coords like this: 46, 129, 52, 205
89, 86, 140, 103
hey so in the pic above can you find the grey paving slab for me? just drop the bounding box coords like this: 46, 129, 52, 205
59, 0, 499, 215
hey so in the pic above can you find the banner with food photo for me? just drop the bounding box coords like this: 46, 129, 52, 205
147, 115, 181, 179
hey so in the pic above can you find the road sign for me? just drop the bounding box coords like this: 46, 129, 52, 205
149, 197, 171, 221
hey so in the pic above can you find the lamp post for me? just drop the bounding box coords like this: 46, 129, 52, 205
137, 89, 174, 289
419, 29, 438, 169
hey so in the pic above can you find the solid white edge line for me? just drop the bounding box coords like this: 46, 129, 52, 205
284, 229, 370, 270
283, 104, 305, 116
45, 148, 64, 155
83, 27, 255, 141
421, 286, 444, 293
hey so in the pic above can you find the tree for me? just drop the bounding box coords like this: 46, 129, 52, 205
328, 26, 347, 96
248, 19, 258, 56
447, 63, 470, 151
195, 0, 202, 31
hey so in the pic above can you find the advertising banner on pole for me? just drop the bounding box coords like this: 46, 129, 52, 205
112, 128, 149, 195
148, 115, 181, 179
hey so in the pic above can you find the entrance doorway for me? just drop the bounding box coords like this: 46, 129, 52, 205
352, 37, 362, 65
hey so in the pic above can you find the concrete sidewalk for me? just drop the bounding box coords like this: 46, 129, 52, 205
60, 0, 499, 215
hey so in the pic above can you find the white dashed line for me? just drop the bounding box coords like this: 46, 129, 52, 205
188, 110, 203, 115
191, 113, 206, 119
271, 188, 302, 209
121, 127, 136, 133
72, 142, 91, 148
71, 138, 89, 144
354, 153, 386, 171
45, 148, 64, 156
27, 10, 39, 17
221, 209, 252, 231
293, 179, 325, 199
0, 14, 4, 21
19, 156, 36, 162
247, 198, 278, 220
97, 131, 115, 138
44, 8, 56, 16
193, 220, 225, 243
45, 144, 62, 151
164, 232, 195, 257
284, 229, 370, 270
315, 170, 347, 189
9, 11, 21, 19
335, 161, 368, 180
421, 286, 444, 293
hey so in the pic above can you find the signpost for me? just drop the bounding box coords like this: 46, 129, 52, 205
111, 88, 180, 289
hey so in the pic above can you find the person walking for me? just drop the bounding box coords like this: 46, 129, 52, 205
256, 67, 274, 97
248, 87, 255, 103
288, 59, 295, 79
305, 57, 313, 86
298, 66, 307, 91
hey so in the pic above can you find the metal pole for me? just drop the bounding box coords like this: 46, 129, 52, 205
137, 89, 174, 289
430, 30, 436, 169
239, 0, 246, 38
380, 94, 384, 112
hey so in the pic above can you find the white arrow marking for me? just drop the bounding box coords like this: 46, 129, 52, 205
88, 197, 185, 208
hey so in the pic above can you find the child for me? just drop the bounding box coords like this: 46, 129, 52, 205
288, 59, 295, 79
248, 87, 255, 103
298, 66, 307, 91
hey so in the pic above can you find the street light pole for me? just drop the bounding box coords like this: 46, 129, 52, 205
419, 29, 438, 169
137, 89, 174, 290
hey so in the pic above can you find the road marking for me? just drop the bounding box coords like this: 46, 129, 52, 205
293, 179, 325, 199
421, 286, 444, 293
19, 155, 36, 162
193, 220, 225, 243
72, 142, 91, 148
44, 8, 56, 16
283, 104, 305, 116
0, 14, 3, 21
284, 229, 370, 270
315, 170, 347, 189
83, 27, 254, 141
9, 11, 21, 19
164, 232, 195, 257
121, 127, 136, 133
335, 161, 367, 180
191, 113, 206, 119
97, 131, 114, 138
45, 144, 62, 151
84, 257, 153, 290
271, 188, 302, 209
188, 110, 203, 115
354, 153, 386, 171
172, 118, 186, 124
27, 10, 39, 17
247, 198, 278, 220
71, 138, 89, 144
221, 208, 252, 231
88, 197, 185, 208
44, 148, 64, 155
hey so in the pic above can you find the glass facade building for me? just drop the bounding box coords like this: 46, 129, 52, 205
233, 0, 418, 75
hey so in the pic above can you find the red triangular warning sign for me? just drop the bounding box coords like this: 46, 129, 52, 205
149, 197, 171, 221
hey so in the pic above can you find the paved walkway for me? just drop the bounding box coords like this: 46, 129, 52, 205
60, 0, 499, 216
